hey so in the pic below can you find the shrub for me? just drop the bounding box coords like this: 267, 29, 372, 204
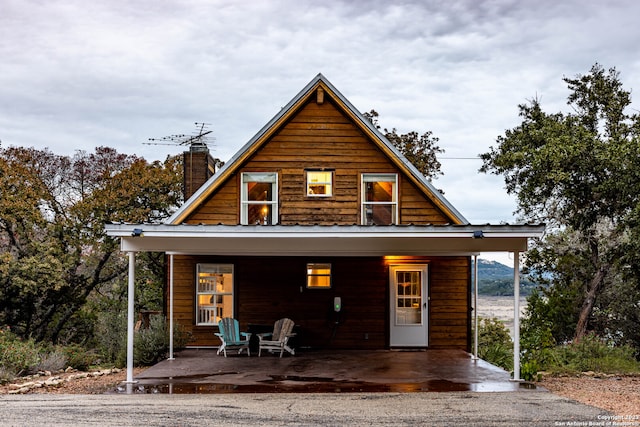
475, 317, 513, 371
134, 315, 193, 366
61, 344, 98, 371
94, 308, 127, 367
548, 333, 640, 375
0, 327, 41, 379
34, 349, 68, 373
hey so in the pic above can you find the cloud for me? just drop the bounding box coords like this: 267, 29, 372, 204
2, 0, 640, 222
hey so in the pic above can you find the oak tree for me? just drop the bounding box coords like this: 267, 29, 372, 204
480, 64, 640, 344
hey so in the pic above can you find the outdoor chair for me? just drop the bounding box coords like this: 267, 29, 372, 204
215, 317, 251, 357
257, 317, 296, 357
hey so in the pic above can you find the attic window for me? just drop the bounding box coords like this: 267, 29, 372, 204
306, 171, 333, 197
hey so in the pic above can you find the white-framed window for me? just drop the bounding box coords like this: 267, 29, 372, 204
196, 264, 234, 326
361, 173, 398, 225
241, 172, 278, 225
306, 263, 332, 289
306, 170, 333, 197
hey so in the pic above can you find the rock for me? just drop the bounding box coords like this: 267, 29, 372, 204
44, 378, 63, 387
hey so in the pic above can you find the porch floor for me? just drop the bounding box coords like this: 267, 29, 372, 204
121, 349, 540, 393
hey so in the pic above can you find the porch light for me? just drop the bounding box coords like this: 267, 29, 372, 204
473, 230, 484, 239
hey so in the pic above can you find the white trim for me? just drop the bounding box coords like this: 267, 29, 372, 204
473, 254, 479, 360
513, 252, 521, 381
240, 172, 278, 225
105, 224, 544, 256
361, 173, 398, 225
125, 252, 137, 384
168, 254, 175, 360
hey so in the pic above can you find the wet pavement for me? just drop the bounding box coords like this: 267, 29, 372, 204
121, 348, 540, 394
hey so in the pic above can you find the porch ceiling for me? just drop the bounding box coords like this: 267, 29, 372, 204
105, 224, 544, 256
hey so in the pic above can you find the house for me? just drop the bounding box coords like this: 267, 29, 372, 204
105, 74, 543, 380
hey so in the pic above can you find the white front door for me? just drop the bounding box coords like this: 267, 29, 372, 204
389, 265, 428, 347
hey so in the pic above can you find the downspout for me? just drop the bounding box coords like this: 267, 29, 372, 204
512, 251, 521, 381
473, 254, 479, 360
168, 253, 175, 360
126, 252, 137, 384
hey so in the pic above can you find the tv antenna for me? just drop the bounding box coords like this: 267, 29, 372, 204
145, 122, 214, 150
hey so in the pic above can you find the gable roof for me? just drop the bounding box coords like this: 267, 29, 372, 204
167, 73, 468, 225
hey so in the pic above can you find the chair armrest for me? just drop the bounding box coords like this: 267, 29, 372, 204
257, 333, 273, 340
240, 332, 252, 339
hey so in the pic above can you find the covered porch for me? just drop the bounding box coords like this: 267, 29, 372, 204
105, 223, 545, 385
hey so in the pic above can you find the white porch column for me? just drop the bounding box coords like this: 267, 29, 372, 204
473, 254, 479, 360
126, 251, 136, 384
168, 253, 175, 360
512, 251, 521, 381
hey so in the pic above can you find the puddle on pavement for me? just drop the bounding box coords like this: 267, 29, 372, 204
112, 376, 538, 394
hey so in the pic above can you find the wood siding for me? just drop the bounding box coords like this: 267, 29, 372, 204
169, 255, 470, 351
170, 86, 471, 351
186, 96, 450, 225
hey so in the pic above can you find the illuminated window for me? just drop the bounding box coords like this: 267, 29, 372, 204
306, 171, 333, 197
307, 263, 332, 288
196, 264, 234, 326
241, 172, 278, 225
361, 173, 398, 225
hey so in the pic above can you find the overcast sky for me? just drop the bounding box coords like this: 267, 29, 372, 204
3, 0, 640, 239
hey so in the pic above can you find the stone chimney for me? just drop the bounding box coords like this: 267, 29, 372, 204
183, 143, 217, 200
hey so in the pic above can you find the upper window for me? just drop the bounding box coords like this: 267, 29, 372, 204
306, 171, 333, 197
362, 173, 398, 225
196, 264, 234, 326
241, 172, 278, 225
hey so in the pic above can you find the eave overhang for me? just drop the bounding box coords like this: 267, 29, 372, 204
105, 224, 544, 257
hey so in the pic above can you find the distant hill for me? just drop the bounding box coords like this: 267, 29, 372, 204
473, 258, 538, 296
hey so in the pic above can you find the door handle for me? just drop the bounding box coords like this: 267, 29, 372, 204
423, 302, 427, 308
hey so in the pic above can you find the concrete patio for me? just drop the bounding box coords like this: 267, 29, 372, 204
121, 348, 539, 394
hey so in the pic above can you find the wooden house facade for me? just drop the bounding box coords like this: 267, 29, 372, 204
106, 74, 543, 361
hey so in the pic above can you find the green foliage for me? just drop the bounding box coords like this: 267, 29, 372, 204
60, 344, 98, 371
0, 146, 182, 345
520, 360, 541, 382
0, 327, 41, 379
480, 63, 640, 348
363, 109, 444, 180
548, 334, 640, 375
134, 315, 192, 367
475, 317, 513, 371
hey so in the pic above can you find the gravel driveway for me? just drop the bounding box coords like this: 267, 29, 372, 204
0, 391, 609, 426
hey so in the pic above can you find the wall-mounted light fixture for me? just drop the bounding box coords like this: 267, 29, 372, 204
131, 228, 144, 237
473, 230, 484, 239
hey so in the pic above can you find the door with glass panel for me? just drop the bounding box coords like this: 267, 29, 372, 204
389, 265, 428, 346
